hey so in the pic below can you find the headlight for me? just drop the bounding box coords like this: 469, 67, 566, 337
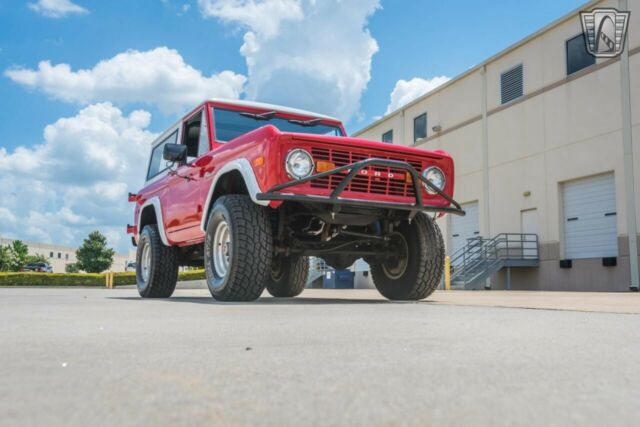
422, 166, 445, 194
285, 149, 314, 179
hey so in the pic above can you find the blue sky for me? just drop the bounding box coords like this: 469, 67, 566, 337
0, 0, 586, 252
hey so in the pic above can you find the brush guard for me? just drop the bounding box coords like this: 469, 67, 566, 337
256, 158, 465, 217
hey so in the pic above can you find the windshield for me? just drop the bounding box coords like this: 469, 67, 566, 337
212, 108, 344, 142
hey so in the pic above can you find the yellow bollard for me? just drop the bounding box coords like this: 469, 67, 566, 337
105, 272, 114, 289
444, 256, 451, 291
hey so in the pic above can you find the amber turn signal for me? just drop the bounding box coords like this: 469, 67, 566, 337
316, 160, 336, 173
253, 156, 265, 167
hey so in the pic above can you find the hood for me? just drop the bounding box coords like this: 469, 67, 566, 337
281, 132, 450, 161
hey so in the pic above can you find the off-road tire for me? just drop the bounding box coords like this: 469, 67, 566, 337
370, 214, 444, 300
266, 255, 308, 297
136, 224, 179, 298
204, 195, 272, 301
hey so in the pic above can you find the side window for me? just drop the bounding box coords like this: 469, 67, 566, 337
198, 111, 210, 157
413, 113, 427, 143
566, 34, 595, 75
382, 129, 393, 144
183, 111, 202, 160
147, 131, 178, 180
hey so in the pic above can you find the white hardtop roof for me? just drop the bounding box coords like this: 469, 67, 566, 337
149, 99, 341, 147
208, 98, 340, 122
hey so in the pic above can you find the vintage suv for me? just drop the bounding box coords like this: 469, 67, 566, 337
128, 99, 464, 301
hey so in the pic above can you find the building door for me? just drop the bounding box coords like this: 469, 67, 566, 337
520, 209, 539, 259
563, 173, 618, 259
520, 209, 538, 240
450, 201, 480, 254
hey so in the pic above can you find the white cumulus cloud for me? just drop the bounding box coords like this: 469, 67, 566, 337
199, 0, 380, 121
5, 47, 246, 113
199, 0, 303, 38
27, 0, 88, 18
0, 103, 156, 251
386, 76, 451, 114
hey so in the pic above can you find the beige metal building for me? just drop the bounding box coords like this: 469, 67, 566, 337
0, 238, 132, 273
355, 0, 639, 291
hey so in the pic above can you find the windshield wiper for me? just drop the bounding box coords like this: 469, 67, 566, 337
239, 110, 277, 121
288, 118, 323, 127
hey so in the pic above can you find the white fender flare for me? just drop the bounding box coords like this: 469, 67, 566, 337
200, 158, 269, 232
138, 197, 170, 246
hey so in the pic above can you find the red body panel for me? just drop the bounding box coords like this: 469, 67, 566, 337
130, 101, 455, 247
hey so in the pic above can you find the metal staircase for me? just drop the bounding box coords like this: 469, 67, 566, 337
307, 257, 332, 287
450, 233, 539, 290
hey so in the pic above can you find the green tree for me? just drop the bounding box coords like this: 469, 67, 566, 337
65, 262, 81, 273
7, 240, 29, 271
76, 231, 115, 273
0, 245, 9, 272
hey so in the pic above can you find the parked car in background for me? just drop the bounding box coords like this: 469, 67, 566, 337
125, 262, 136, 272
22, 262, 53, 273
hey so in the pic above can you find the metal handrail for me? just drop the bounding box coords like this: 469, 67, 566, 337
450, 233, 539, 285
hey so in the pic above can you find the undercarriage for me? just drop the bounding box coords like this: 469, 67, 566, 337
272, 202, 408, 267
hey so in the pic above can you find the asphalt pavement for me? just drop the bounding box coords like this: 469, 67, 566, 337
1, 287, 639, 427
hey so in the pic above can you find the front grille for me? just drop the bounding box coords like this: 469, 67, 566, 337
310, 147, 423, 197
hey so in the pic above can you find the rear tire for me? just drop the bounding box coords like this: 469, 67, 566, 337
266, 255, 308, 297
136, 224, 179, 298
204, 195, 272, 301
370, 214, 444, 300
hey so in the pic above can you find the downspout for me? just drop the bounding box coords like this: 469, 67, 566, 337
481, 65, 491, 289
619, 0, 639, 290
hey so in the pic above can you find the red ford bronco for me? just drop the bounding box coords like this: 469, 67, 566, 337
128, 100, 464, 301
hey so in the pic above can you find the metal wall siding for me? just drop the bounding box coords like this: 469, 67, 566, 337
563, 174, 618, 259
451, 201, 480, 254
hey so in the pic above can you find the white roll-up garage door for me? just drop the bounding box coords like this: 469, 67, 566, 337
563, 173, 618, 259
450, 201, 480, 254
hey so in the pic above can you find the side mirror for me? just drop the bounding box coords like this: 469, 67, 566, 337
163, 143, 187, 163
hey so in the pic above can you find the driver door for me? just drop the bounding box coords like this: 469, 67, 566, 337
164, 109, 212, 244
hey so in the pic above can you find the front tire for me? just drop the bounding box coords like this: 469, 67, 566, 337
204, 195, 272, 301
136, 224, 179, 298
370, 214, 444, 300
266, 255, 308, 297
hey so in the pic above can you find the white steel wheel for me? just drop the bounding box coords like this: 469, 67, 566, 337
204, 195, 272, 301
140, 243, 152, 283
212, 220, 232, 278
135, 224, 179, 298
370, 214, 445, 301
381, 232, 409, 280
